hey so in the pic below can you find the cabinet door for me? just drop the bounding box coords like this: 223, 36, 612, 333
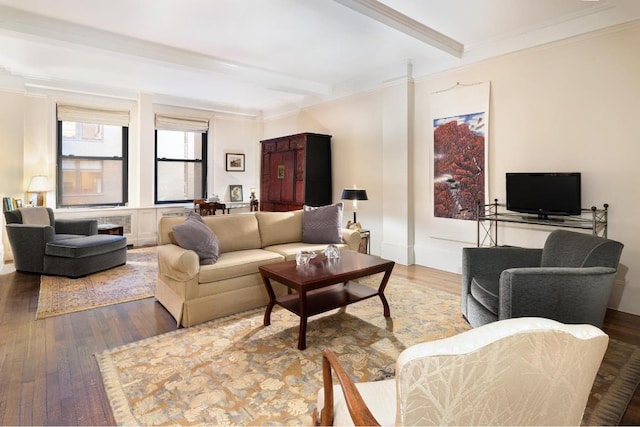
280, 151, 295, 202
268, 151, 295, 203
261, 152, 271, 202
295, 145, 306, 205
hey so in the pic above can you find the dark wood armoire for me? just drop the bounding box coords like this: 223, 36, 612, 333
260, 133, 332, 211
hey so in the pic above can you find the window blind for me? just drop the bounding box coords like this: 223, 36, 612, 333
155, 114, 209, 132
57, 104, 130, 126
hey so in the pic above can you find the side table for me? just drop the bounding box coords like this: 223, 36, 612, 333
98, 223, 124, 236
358, 229, 370, 254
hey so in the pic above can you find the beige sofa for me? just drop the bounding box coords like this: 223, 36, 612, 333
156, 210, 361, 327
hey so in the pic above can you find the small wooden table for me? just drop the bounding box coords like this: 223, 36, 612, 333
97, 223, 124, 236
259, 251, 395, 350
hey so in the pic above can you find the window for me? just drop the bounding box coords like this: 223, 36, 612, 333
155, 115, 208, 204
56, 105, 129, 207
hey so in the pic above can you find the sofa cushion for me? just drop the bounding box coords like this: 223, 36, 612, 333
45, 234, 127, 258
255, 210, 303, 247
203, 214, 262, 253
53, 234, 87, 242
172, 213, 220, 265
264, 242, 349, 261
198, 249, 284, 283
470, 275, 500, 315
317, 379, 397, 427
302, 202, 344, 244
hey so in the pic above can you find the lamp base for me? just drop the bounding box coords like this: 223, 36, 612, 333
346, 220, 362, 231
27, 192, 45, 207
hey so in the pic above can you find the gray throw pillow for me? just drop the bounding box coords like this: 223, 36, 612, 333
302, 202, 344, 244
172, 212, 220, 265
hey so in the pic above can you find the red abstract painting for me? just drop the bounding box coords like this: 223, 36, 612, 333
433, 112, 485, 220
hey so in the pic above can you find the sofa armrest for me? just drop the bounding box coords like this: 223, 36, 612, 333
157, 243, 200, 282
342, 228, 361, 252
5, 224, 56, 273
55, 218, 98, 235
499, 266, 617, 326
5, 223, 56, 246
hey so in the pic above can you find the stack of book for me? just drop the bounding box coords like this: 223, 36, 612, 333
2, 197, 22, 212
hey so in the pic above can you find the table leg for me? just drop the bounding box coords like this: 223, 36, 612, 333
298, 290, 308, 350
261, 274, 276, 326
378, 268, 393, 318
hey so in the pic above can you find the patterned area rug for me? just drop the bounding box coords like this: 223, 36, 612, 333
96, 275, 640, 426
36, 246, 157, 319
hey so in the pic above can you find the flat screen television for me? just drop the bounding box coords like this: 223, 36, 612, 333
506, 172, 581, 219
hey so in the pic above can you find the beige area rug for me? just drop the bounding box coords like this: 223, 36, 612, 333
96, 275, 640, 426
36, 246, 157, 319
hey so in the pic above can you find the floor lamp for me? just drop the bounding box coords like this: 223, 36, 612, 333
341, 187, 368, 229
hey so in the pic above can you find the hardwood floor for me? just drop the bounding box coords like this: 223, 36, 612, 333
0, 266, 178, 425
1, 262, 639, 425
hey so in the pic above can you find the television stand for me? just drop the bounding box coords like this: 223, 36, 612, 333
521, 214, 564, 222
477, 199, 608, 247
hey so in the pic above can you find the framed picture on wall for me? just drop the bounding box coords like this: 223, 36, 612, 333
229, 185, 243, 202
226, 153, 245, 172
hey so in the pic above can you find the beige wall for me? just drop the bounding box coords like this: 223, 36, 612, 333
210, 114, 261, 201
0, 90, 26, 262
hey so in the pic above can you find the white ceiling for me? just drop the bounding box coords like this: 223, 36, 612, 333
1, 0, 639, 115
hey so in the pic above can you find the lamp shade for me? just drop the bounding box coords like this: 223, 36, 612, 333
341, 188, 368, 201
28, 175, 51, 192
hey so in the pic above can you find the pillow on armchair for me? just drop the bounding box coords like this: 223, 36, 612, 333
172, 212, 220, 265
302, 202, 344, 244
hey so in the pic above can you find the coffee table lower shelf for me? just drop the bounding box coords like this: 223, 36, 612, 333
275, 281, 378, 317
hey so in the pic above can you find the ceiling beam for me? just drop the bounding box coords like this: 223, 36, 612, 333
332, 0, 464, 58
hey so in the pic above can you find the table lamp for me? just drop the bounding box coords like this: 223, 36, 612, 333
27, 175, 51, 207
341, 187, 368, 224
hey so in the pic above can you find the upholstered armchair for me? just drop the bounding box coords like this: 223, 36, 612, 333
4, 207, 127, 277
314, 317, 608, 426
462, 229, 623, 328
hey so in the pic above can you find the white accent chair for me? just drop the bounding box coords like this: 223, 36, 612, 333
314, 317, 608, 426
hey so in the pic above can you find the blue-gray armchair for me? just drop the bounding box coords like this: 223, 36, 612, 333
4, 207, 127, 278
462, 230, 623, 328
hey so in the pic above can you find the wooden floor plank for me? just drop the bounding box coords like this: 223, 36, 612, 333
0, 262, 639, 425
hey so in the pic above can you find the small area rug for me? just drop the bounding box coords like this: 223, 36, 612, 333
96, 275, 640, 426
36, 246, 157, 319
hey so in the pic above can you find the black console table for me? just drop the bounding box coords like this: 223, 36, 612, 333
476, 199, 608, 247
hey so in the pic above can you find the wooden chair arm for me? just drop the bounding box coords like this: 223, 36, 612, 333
315, 348, 380, 426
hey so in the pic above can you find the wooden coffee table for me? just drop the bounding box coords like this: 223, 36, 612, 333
259, 251, 395, 350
